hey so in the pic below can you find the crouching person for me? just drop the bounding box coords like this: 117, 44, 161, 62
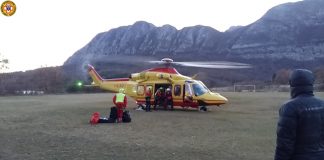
113, 88, 127, 123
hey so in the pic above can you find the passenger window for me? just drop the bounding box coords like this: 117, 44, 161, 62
174, 85, 181, 96
137, 85, 144, 95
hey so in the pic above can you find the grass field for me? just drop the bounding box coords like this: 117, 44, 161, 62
1, 92, 324, 160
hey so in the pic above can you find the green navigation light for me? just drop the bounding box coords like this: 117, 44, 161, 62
77, 82, 83, 87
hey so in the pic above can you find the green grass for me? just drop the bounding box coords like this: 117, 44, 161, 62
0, 92, 323, 160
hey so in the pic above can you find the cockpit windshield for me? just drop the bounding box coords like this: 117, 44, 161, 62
197, 81, 210, 91
192, 82, 208, 96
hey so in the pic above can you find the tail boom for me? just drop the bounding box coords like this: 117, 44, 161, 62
88, 64, 130, 93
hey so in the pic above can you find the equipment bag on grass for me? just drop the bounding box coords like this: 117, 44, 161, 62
109, 106, 117, 121
122, 110, 131, 123
90, 112, 100, 125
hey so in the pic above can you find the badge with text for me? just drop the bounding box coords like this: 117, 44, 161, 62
1, 0, 16, 16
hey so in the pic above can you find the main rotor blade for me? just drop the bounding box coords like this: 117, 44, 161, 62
147, 61, 166, 64
172, 61, 252, 69
147, 59, 252, 69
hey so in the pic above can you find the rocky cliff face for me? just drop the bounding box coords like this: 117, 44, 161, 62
229, 0, 324, 60
65, 21, 224, 66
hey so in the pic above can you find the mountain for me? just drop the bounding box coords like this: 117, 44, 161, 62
64, 0, 324, 86
64, 21, 223, 64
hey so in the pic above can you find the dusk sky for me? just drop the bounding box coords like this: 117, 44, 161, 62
0, 0, 301, 72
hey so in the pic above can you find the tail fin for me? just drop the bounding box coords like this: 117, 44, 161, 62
88, 64, 103, 86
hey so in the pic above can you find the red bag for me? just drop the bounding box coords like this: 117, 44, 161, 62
90, 112, 100, 125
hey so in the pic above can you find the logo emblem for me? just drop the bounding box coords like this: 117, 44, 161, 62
1, 0, 16, 16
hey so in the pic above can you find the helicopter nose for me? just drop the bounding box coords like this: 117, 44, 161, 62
213, 92, 228, 102
200, 92, 228, 105
219, 94, 228, 102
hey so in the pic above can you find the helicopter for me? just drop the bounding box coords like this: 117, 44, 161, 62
87, 58, 251, 111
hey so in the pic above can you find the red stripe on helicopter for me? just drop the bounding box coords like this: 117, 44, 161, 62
145, 68, 180, 74
104, 78, 129, 81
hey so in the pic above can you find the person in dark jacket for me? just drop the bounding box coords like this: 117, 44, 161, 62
274, 69, 324, 160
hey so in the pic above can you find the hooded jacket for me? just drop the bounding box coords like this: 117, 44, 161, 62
275, 69, 324, 160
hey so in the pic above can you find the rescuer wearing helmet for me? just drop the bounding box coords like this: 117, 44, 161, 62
165, 87, 173, 110
113, 88, 127, 123
153, 87, 164, 110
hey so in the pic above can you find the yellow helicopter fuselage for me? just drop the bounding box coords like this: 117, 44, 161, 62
88, 65, 228, 109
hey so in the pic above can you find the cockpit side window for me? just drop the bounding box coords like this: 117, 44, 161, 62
185, 82, 193, 97
192, 83, 208, 96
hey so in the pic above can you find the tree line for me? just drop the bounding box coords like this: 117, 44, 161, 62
272, 67, 324, 90
0, 66, 107, 95
0, 67, 65, 95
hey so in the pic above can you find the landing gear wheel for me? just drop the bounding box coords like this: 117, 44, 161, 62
199, 106, 207, 112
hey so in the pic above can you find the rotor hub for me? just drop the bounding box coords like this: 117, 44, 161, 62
161, 58, 173, 67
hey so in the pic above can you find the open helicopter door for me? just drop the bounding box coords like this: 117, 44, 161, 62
154, 84, 172, 93
153, 83, 172, 109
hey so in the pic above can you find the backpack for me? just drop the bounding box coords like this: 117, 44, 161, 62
122, 110, 131, 123
90, 112, 100, 125
109, 106, 118, 121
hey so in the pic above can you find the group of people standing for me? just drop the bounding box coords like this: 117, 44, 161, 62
145, 86, 173, 112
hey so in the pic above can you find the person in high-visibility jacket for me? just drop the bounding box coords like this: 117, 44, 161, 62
113, 88, 127, 123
